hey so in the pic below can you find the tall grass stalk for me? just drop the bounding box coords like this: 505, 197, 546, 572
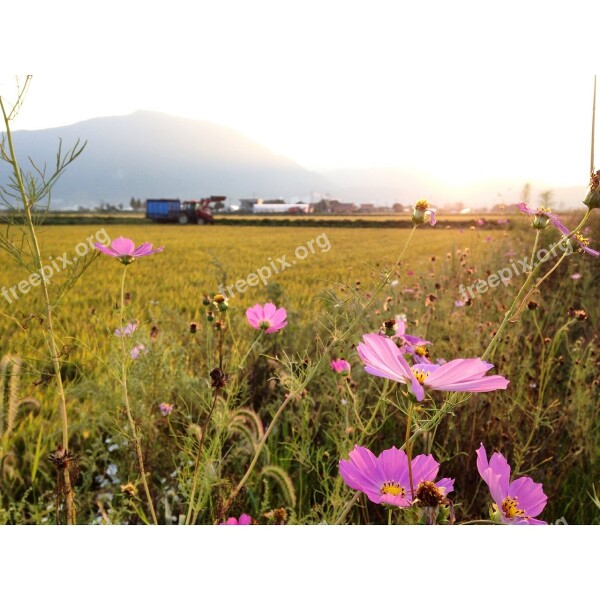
0, 79, 83, 524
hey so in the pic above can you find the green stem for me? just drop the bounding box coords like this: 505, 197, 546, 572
238, 331, 264, 369
119, 267, 158, 525
334, 491, 361, 525
529, 229, 540, 273
405, 401, 415, 500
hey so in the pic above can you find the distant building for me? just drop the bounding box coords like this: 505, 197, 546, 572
253, 203, 312, 214
358, 203, 376, 213
329, 201, 357, 214
239, 198, 263, 212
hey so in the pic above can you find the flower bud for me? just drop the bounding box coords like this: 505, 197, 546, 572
532, 214, 551, 229
411, 200, 429, 224
583, 170, 600, 209
383, 319, 398, 337
214, 294, 229, 312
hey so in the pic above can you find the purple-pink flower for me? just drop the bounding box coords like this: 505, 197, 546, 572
246, 302, 287, 333
339, 445, 453, 507
357, 333, 509, 402
220, 513, 253, 525
95, 236, 164, 265
130, 343, 147, 359
476, 443, 547, 525
114, 321, 138, 337
159, 402, 174, 416
331, 358, 351, 375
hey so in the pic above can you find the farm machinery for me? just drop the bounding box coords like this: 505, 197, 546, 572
145, 196, 226, 224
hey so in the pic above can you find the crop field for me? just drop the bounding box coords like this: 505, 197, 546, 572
0, 212, 598, 526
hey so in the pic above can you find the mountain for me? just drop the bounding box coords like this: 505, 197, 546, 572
1, 112, 588, 210
1, 111, 331, 208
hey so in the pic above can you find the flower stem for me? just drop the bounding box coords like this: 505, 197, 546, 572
238, 331, 263, 369
405, 400, 415, 500
334, 491, 361, 524
529, 229, 540, 273
119, 268, 158, 525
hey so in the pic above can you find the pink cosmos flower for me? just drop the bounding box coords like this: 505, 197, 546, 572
246, 302, 287, 333
571, 273, 582, 280
159, 402, 174, 416
518, 203, 599, 257
339, 445, 454, 507
130, 343, 147, 359
331, 359, 351, 375
220, 513, 253, 525
357, 333, 509, 402
476, 444, 547, 524
94, 236, 164, 265
114, 321, 138, 337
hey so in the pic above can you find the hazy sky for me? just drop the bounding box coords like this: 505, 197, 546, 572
1, 0, 598, 189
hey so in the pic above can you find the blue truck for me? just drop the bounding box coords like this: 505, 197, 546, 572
145, 196, 226, 224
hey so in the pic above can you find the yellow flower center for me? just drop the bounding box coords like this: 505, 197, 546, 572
414, 345, 428, 357
575, 234, 590, 247
415, 200, 430, 211
501, 496, 526, 519
412, 368, 429, 384
259, 320, 272, 330
380, 481, 406, 497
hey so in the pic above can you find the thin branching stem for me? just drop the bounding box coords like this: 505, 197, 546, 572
119, 267, 158, 525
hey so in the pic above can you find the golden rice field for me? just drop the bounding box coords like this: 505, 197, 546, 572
1, 223, 508, 321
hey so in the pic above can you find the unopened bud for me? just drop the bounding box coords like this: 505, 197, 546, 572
583, 170, 600, 209
532, 214, 551, 229
383, 319, 397, 337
